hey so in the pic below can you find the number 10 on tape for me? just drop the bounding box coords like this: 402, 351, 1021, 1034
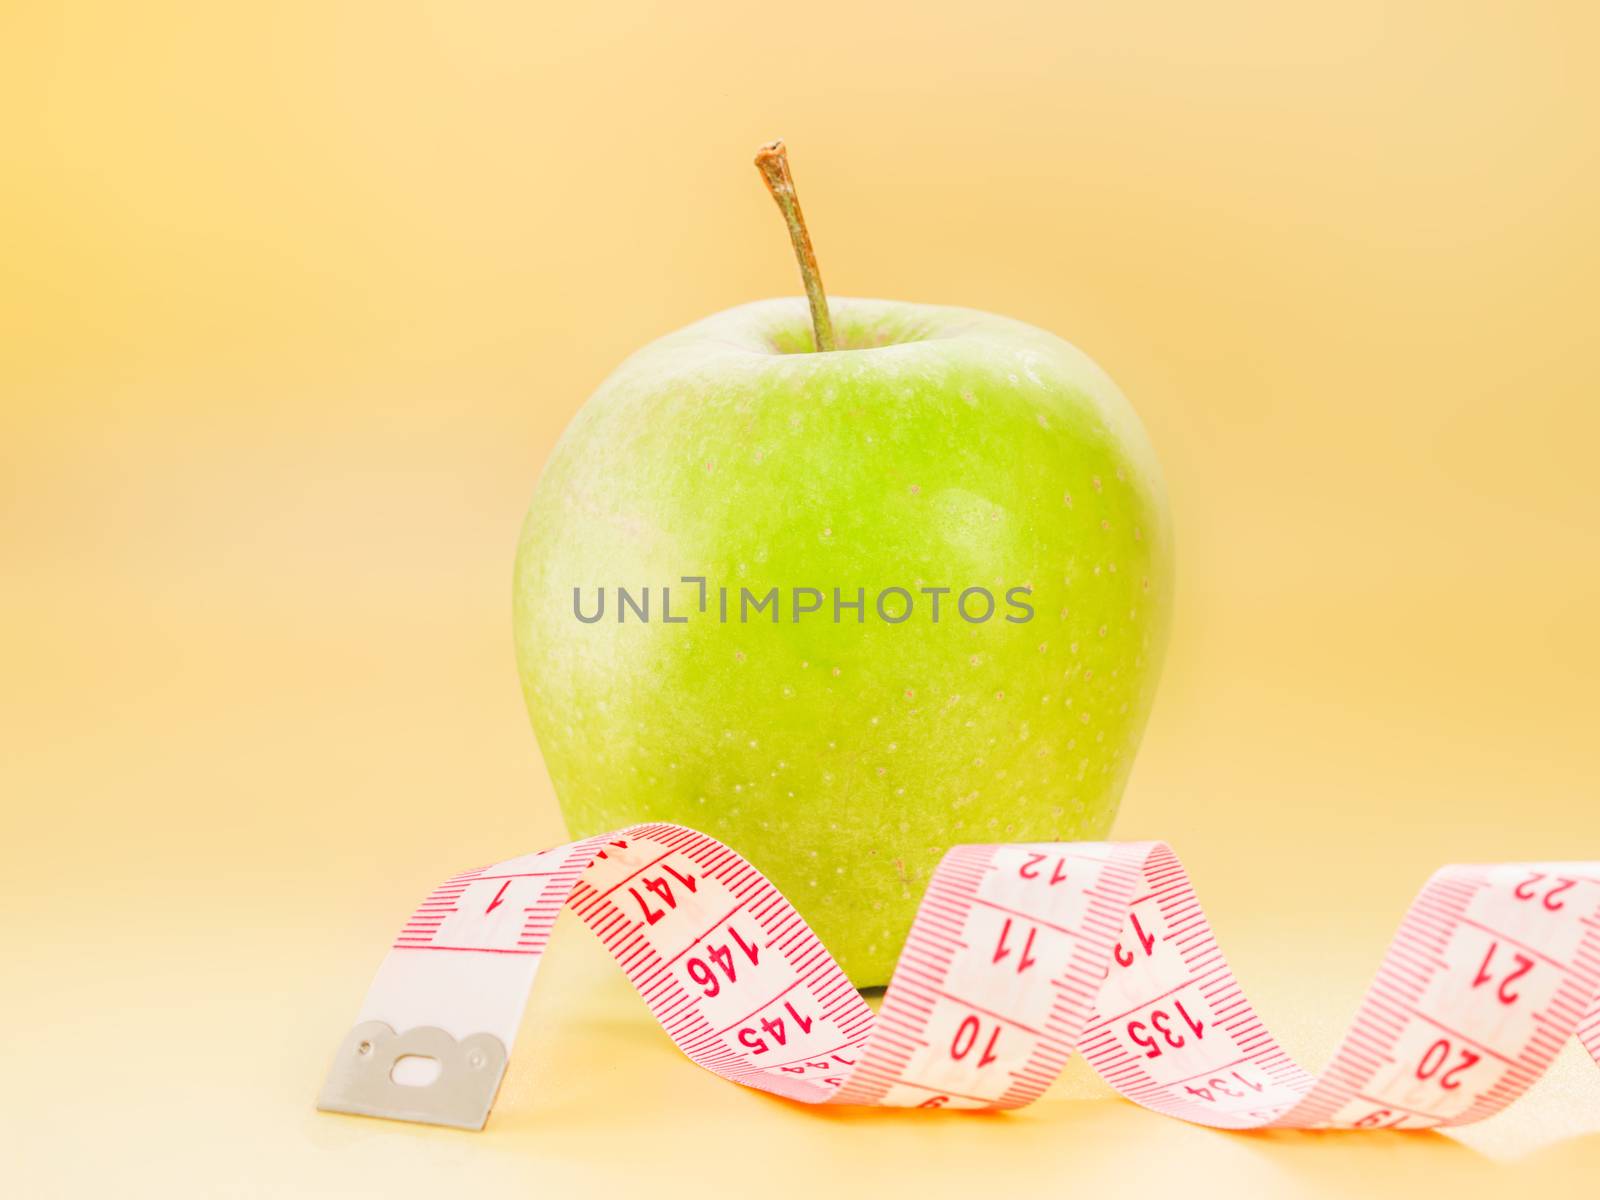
317, 825, 1600, 1130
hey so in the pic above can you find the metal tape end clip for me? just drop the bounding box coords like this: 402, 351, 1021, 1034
316, 1021, 508, 1130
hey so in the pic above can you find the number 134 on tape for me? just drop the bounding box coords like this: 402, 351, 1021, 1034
317, 825, 1600, 1130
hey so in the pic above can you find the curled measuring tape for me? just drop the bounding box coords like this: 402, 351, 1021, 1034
318, 825, 1600, 1130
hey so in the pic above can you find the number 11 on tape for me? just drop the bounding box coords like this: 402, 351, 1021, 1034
316, 825, 1600, 1130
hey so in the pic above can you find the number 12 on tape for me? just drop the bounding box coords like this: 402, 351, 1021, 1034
316, 825, 1600, 1130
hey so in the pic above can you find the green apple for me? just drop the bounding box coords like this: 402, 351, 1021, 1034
514, 145, 1172, 985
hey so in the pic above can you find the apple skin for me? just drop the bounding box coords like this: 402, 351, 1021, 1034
515, 297, 1173, 986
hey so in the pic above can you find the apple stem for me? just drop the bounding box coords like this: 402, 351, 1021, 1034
754, 140, 837, 352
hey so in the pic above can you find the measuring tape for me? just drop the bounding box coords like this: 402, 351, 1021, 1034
317, 824, 1600, 1130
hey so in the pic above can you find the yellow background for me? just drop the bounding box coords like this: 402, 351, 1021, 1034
5, 2, 1598, 1196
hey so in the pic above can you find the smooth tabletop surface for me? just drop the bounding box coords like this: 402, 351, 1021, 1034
6, 598, 1598, 1198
